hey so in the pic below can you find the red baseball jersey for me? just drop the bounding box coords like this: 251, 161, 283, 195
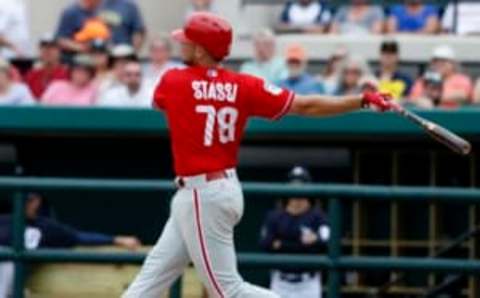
153, 65, 294, 176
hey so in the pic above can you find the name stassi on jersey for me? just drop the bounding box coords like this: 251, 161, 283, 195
192, 80, 239, 103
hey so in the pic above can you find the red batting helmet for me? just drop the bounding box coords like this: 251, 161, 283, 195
171, 12, 233, 61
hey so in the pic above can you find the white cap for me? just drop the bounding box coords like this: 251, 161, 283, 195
432, 45, 456, 61
110, 44, 135, 58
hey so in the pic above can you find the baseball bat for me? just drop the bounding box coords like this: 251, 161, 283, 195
389, 102, 472, 155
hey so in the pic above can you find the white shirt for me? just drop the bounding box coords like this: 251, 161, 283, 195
443, 3, 480, 35
97, 82, 152, 108
0, 0, 31, 58
0, 83, 35, 105
285, 2, 331, 27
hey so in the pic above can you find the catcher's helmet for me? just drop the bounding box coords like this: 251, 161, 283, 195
171, 12, 233, 61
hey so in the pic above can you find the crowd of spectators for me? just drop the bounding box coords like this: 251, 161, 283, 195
0, 0, 478, 109
0, 0, 179, 108
277, 0, 480, 35
240, 0, 480, 109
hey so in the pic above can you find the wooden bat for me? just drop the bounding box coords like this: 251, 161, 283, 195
389, 102, 472, 155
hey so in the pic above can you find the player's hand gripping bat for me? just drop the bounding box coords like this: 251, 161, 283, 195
389, 101, 472, 155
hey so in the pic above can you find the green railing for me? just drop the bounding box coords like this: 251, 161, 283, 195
0, 177, 480, 298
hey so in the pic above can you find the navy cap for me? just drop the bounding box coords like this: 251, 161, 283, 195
288, 166, 312, 184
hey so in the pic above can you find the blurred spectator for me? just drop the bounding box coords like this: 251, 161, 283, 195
90, 39, 110, 81
0, 193, 141, 298
260, 166, 329, 298
99, 0, 146, 51
185, 0, 217, 19
143, 35, 182, 90
472, 79, 480, 105
97, 44, 137, 99
0, 0, 31, 59
376, 40, 412, 100
56, 0, 108, 55
330, 0, 384, 35
240, 29, 287, 83
0, 58, 34, 105
411, 71, 443, 109
24, 34, 69, 99
41, 55, 98, 106
97, 60, 151, 108
334, 55, 372, 95
410, 46, 473, 108
318, 46, 348, 95
387, 0, 439, 34
276, 0, 332, 34
277, 44, 324, 95
442, 2, 480, 35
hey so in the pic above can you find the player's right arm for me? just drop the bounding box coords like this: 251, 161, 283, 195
244, 75, 391, 121
289, 92, 392, 117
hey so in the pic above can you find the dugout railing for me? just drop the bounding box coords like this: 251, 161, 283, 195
0, 177, 480, 298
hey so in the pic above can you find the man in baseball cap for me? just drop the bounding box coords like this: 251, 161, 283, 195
278, 44, 325, 95
25, 33, 69, 98
260, 166, 329, 298
410, 45, 473, 107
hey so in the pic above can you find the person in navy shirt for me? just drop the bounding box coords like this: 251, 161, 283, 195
277, 0, 332, 33
260, 166, 330, 298
387, 0, 440, 34
277, 44, 325, 96
55, 0, 103, 55
376, 40, 413, 100
55, 0, 145, 57
100, 0, 146, 51
0, 193, 140, 298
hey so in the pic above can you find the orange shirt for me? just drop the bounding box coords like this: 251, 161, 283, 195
410, 73, 473, 108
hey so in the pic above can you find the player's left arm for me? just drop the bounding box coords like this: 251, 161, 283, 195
289, 92, 391, 117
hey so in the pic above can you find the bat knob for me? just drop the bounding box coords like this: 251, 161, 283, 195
461, 142, 472, 156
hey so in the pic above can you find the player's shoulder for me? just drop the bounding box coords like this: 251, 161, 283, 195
231, 70, 264, 84
156, 68, 189, 90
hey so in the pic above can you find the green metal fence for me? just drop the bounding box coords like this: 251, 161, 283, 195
1, 177, 480, 298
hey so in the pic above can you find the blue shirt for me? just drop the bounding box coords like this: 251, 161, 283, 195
55, 3, 97, 40
277, 73, 325, 95
101, 0, 145, 45
259, 208, 329, 255
389, 5, 439, 32
55, 0, 145, 45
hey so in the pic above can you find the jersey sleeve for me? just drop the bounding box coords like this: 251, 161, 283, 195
152, 71, 172, 110
245, 75, 295, 120
259, 211, 278, 251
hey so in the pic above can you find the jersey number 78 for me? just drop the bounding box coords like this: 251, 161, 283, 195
196, 105, 239, 147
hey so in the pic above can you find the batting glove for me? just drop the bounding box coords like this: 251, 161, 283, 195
361, 91, 393, 112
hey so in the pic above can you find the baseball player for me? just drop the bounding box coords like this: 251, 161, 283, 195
123, 12, 392, 298
260, 166, 330, 298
